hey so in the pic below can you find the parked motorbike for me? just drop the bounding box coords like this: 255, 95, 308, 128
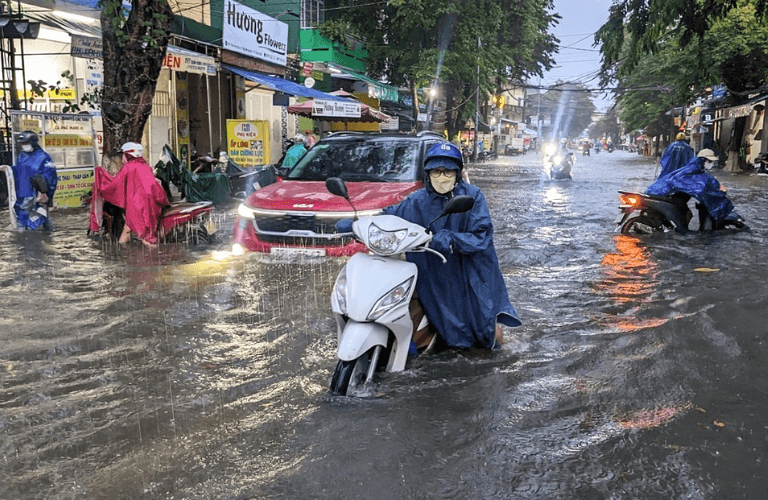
325, 177, 475, 396
478, 149, 498, 162
755, 150, 768, 176
615, 190, 747, 234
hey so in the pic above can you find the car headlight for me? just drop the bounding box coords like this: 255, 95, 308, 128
237, 204, 255, 219
333, 266, 348, 313
367, 277, 414, 321
367, 223, 407, 255
553, 155, 563, 164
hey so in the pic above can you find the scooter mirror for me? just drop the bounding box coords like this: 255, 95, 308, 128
326, 177, 349, 200
442, 195, 474, 215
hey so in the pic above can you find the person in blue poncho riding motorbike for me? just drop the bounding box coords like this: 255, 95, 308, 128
646, 148, 738, 229
657, 132, 694, 179
379, 142, 521, 349
0, 130, 58, 230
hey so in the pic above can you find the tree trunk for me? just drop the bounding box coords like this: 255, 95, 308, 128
725, 115, 748, 173
100, 0, 173, 173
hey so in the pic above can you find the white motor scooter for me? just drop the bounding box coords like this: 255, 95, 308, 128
325, 177, 474, 396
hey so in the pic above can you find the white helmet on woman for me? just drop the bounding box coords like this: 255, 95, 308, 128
120, 142, 144, 159
292, 134, 305, 145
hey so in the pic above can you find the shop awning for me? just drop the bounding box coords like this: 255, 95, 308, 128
326, 63, 399, 103
523, 128, 538, 137
225, 65, 352, 101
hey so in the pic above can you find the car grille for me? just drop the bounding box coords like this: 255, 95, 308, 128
253, 214, 349, 246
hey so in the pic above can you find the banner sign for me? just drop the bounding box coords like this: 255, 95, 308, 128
71, 35, 103, 59
227, 119, 270, 167
55, 169, 95, 208
312, 99, 361, 118
222, 0, 288, 67
163, 46, 217, 76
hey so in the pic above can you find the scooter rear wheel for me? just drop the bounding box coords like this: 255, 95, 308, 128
620, 215, 656, 235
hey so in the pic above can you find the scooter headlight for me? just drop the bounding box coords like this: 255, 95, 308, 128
553, 155, 563, 164
333, 266, 348, 314
367, 277, 414, 321
367, 223, 408, 255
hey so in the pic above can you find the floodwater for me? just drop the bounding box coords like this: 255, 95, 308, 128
2, 150, 768, 499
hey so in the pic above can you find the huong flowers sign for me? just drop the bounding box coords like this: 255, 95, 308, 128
222, 0, 289, 67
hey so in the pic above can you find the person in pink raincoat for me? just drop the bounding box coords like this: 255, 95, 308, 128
89, 142, 169, 246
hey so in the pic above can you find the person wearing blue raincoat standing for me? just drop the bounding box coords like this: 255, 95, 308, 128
646, 148, 735, 225
0, 130, 58, 230
383, 142, 521, 349
657, 132, 694, 179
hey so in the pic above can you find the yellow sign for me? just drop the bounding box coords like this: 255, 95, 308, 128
43, 135, 94, 148
226, 120, 270, 167
54, 168, 94, 208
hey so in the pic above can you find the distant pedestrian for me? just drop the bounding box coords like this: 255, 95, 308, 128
304, 129, 317, 148
281, 135, 308, 169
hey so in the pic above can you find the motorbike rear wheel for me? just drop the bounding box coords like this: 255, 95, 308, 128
620, 215, 657, 235
330, 349, 373, 396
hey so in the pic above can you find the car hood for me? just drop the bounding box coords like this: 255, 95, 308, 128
245, 180, 423, 212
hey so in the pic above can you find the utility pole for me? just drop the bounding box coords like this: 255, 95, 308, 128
537, 78, 542, 151
473, 36, 480, 163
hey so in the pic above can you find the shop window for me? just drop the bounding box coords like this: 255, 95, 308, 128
301, 0, 324, 28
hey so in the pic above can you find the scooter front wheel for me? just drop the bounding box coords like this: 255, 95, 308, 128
330, 346, 383, 396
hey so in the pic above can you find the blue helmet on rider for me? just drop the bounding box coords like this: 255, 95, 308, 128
424, 142, 463, 173
424, 142, 463, 195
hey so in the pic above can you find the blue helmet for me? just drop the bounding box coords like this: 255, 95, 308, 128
424, 142, 463, 172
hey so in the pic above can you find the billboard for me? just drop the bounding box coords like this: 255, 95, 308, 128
222, 0, 288, 67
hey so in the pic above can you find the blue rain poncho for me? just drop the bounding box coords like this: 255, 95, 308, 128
658, 140, 694, 179
8, 146, 58, 230
646, 156, 733, 222
382, 179, 521, 349
281, 143, 307, 169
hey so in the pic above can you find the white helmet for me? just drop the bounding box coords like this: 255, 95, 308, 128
292, 134, 305, 144
120, 142, 144, 158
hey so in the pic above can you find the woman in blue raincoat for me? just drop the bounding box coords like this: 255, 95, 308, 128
646, 148, 735, 224
382, 142, 521, 349
657, 132, 694, 179
1, 131, 58, 230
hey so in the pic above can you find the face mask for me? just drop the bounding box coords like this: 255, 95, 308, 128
21, 144, 33, 153
431, 176, 456, 194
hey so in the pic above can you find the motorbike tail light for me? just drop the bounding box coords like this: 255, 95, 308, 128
619, 194, 640, 206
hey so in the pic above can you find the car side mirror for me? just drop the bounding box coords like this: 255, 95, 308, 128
326, 177, 349, 200
441, 195, 474, 216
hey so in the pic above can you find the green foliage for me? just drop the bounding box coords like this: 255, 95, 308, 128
322, 0, 560, 130
600, 0, 768, 135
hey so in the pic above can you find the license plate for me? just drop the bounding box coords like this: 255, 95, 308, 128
270, 247, 326, 257
204, 219, 218, 234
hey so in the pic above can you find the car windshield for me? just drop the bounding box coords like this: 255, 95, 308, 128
287, 138, 420, 182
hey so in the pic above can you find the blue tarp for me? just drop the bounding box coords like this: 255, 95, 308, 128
646, 156, 734, 222
224, 66, 354, 102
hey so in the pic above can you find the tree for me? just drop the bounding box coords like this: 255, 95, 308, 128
100, 0, 173, 172
596, 0, 768, 171
321, 0, 559, 139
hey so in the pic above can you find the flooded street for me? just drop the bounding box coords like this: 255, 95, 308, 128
3, 150, 768, 499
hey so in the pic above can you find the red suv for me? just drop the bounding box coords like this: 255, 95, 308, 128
232, 131, 448, 257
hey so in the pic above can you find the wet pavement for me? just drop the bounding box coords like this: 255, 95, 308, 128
2, 150, 768, 499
